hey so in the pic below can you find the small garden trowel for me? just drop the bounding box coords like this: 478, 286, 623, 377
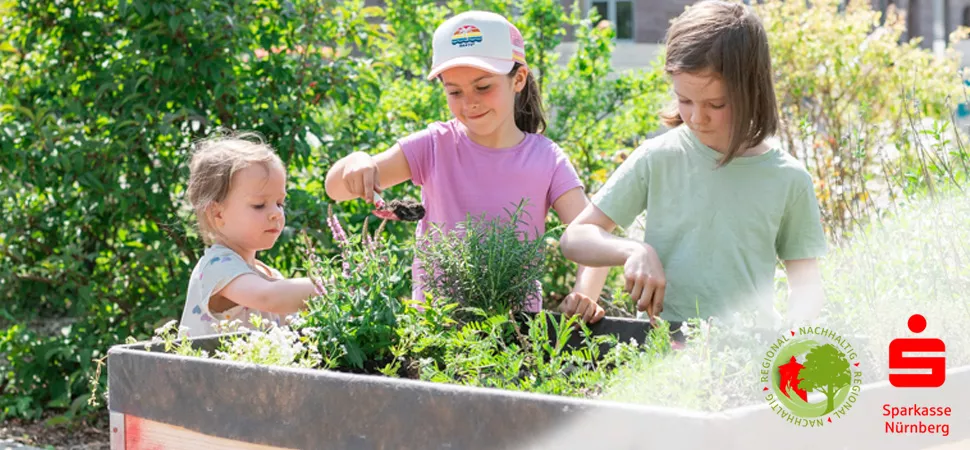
372, 193, 425, 222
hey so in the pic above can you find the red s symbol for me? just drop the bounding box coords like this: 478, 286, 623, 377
889, 314, 946, 388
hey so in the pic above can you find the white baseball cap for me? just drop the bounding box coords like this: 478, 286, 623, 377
427, 11, 528, 81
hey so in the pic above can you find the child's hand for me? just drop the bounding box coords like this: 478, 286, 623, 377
624, 244, 666, 320
340, 152, 383, 205
558, 292, 606, 324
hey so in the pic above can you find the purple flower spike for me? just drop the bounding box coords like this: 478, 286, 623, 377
327, 205, 348, 244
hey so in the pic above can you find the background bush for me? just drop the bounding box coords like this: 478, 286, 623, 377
759, 0, 970, 243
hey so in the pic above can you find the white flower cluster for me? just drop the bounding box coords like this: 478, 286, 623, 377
214, 323, 322, 369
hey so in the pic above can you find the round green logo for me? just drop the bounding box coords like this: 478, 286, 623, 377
761, 327, 863, 427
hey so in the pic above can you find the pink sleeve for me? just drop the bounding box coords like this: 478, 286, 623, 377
547, 145, 584, 206
399, 127, 436, 186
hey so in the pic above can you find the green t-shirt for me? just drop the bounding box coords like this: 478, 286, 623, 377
592, 125, 827, 325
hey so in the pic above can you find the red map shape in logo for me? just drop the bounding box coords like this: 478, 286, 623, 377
779, 356, 808, 402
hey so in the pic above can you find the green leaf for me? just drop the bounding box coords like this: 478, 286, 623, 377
44, 415, 72, 427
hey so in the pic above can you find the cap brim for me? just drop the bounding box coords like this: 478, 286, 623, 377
426, 57, 516, 80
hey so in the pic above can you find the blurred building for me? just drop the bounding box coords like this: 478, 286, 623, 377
558, 0, 967, 47
361, 0, 970, 69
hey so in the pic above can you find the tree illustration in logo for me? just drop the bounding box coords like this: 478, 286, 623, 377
797, 344, 851, 414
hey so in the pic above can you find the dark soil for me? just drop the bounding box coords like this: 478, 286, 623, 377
387, 199, 425, 222
1, 412, 109, 450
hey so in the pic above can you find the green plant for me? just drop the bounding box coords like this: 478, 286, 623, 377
417, 200, 549, 316
377, 300, 461, 378
194, 284, 660, 400
193, 272, 671, 401
417, 310, 616, 396
298, 210, 411, 370
0, 325, 95, 421
126, 248, 654, 397
357, 298, 657, 398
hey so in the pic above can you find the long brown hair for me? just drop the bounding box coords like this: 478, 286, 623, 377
509, 63, 546, 134
660, 0, 779, 167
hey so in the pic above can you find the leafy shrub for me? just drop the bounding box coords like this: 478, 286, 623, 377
0, 0, 362, 419
756, 0, 970, 242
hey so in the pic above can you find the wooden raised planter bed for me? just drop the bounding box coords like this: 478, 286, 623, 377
107, 315, 970, 450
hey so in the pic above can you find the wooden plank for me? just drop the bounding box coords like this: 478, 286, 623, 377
123, 415, 294, 450
108, 342, 719, 450
109, 411, 125, 450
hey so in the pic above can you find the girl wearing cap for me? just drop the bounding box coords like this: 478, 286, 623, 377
325, 10, 608, 323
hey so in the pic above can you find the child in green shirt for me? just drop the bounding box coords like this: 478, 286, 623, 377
558, 0, 827, 330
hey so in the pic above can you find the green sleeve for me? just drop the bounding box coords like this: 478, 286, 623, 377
776, 179, 828, 260
591, 146, 650, 230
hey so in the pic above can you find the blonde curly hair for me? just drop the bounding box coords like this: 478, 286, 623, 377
186, 131, 284, 245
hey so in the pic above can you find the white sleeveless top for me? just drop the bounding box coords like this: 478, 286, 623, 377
178, 244, 284, 337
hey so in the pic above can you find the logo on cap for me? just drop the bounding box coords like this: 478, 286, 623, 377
510, 27, 525, 64
451, 25, 483, 47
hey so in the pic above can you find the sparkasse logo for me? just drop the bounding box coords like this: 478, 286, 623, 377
884, 314, 952, 438
889, 314, 945, 388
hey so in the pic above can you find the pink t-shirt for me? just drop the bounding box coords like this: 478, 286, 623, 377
400, 119, 584, 311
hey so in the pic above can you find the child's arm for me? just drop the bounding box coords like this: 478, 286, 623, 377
552, 188, 608, 323
325, 144, 413, 204
783, 258, 824, 326
560, 203, 666, 319
217, 275, 316, 315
